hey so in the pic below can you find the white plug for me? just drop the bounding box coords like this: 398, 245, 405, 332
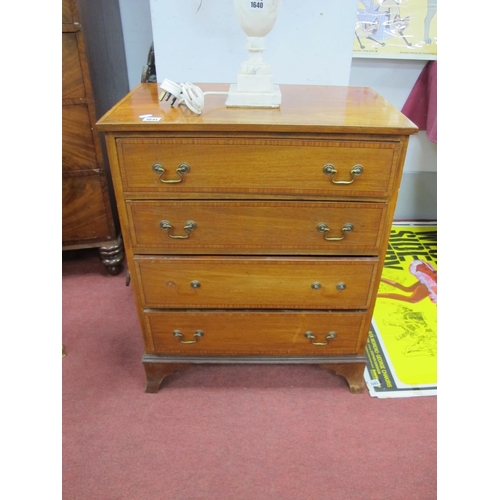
158, 78, 229, 115
159, 79, 183, 107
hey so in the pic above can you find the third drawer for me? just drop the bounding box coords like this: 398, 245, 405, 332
134, 256, 379, 309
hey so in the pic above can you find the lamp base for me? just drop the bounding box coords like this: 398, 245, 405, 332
225, 84, 281, 109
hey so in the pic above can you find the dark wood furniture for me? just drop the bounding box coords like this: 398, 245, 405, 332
97, 83, 417, 392
62, 0, 128, 274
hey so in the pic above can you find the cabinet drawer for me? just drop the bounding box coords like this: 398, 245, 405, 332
145, 310, 370, 355
117, 138, 401, 199
126, 201, 387, 255
62, 174, 112, 243
63, 104, 98, 171
134, 256, 379, 309
62, 33, 86, 99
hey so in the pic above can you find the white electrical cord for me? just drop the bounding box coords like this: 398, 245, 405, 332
159, 79, 228, 115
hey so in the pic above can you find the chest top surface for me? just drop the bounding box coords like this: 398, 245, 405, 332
96, 83, 418, 136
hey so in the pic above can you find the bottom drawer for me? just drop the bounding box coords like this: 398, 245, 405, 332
145, 310, 371, 356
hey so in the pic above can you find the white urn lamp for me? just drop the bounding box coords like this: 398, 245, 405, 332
226, 0, 282, 108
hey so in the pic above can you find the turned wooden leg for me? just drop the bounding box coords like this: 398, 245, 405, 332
320, 362, 366, 394
99, 235, 125, 276
142, 362, 191, 393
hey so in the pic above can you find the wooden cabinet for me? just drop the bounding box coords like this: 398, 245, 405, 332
62, 0, 128, 273
97, 83, 417, 392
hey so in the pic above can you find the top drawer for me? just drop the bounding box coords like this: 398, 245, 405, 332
116, 138, 402, 199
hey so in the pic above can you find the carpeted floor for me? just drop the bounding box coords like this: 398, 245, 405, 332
62, 248, 437, 500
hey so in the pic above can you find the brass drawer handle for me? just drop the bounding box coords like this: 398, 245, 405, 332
323, 164, 363, 184
317, 222, 354, 241
304, 331, 337, 346
173, 329, 204, 344
160, 220, 197, 239
152, 162, 190, 183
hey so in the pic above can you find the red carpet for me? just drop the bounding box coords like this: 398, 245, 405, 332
63, 249, 437, 500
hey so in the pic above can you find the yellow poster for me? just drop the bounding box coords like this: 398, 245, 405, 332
372, 223, 437, 388
353, 1, 437, 59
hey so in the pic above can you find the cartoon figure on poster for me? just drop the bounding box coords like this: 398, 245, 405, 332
354, 0, 437, 54
377, 259, 437, 304
381, 306, 437, 357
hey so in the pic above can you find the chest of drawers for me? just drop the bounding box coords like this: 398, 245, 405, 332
97, 83, 417, 393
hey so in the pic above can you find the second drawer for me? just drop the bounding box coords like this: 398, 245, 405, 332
126, 201, 387, 255
134, 256, 379, 309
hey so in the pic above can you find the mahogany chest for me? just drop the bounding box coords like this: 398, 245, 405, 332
97, 83, 417, 393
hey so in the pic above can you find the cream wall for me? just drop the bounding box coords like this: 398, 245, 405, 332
118, 0, 154, 88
